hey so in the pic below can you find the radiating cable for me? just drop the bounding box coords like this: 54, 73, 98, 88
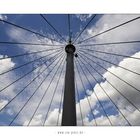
77, 16, 140, 44
80, 50, 140, 76
0, 19, 63, 44
0, 41, 64, 46
76, 58, 113, 126
79, 51, 140, 97
75, 61, 97, 126
68, 14, 71, 42
0, 52, 64, 113
0, 52, 61, 92
78, 48, 140, 60
40, 14, 67, 43
43, 57, 66, 126
0, 47, 63, 60
0, 48, 63, 76
9, 54, 65, 126
77, 55, 131, 126
27, 56, 65, 126
77, 40, 140, 47
73, 14, 96, 44
75, 79, 84, 126
79, 53, 140, 113
56, 68, 65, 126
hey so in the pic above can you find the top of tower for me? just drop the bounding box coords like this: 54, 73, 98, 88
65, 42, 76, 53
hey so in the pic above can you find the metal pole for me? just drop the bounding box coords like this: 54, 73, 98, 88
61, 42, 77, 126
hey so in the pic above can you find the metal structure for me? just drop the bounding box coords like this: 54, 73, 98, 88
62, 42, 76, 126
0, 14, 140, 126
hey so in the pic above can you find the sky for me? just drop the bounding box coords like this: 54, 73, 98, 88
0, 14, 140, 126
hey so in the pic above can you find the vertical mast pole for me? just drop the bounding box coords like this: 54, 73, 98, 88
61, 42, 76, 126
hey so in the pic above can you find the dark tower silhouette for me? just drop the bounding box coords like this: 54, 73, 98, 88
61, 41, 77, 126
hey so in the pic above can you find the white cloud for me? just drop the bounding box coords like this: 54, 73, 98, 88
0, 99, 8, 110
75, 14, 92, 22
6, 108, 14, 116
44, 108, 61, 126
23, 114, 43, 126
1, 14, 140, 126
0, 55, 16, 116
21, 14, 140, 126
85, 14, 140, 41
74, 53, 140, 126
84, 108, 140, 126
13, 48, 140, 125
0, 14, 7, 20
0, 55, 15, 73
0, 25, 66, 126
87, 51, 140, 125
75, 13, 140, 124
0, 55, 16, 98
78, 14, 140, 56
23, 108, 61, 126
94, 51, 140, 103
93, 109, 99, 115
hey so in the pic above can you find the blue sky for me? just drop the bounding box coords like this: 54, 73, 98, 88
1, 14, 140, 126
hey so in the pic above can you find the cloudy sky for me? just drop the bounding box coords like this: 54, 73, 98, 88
0, 14, 140, 126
